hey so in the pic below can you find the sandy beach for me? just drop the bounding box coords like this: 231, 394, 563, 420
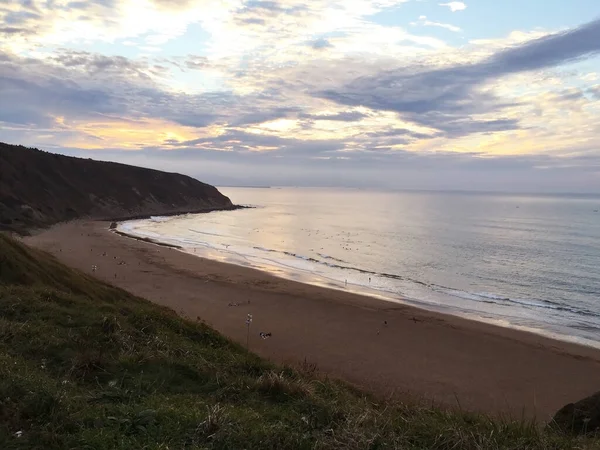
24, 220, 600, 420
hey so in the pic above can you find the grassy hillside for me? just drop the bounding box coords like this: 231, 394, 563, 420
0, 233, 597, 449
0, 142, 234, 234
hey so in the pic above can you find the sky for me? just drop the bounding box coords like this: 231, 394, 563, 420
2, 1, 600, 192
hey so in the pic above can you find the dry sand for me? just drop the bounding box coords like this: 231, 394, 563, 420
24, 220, 600, 420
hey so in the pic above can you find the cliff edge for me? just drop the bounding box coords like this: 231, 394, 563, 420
0, 142, 235, 234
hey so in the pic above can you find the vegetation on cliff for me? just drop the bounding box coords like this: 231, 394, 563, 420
0, 233, 597, 449
0, 142, 233, 234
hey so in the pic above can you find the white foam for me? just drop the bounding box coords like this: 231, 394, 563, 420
149, 216, 172, 223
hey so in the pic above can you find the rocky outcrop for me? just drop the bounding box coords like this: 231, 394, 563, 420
0, 142, 236, 234
550, 391, 600, 435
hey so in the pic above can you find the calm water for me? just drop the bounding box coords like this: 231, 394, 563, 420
119, 188, 600, 347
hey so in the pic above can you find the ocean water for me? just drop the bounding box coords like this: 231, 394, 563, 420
118, 188, 600, 347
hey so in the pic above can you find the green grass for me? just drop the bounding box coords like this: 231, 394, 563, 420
0, 233, 598, 449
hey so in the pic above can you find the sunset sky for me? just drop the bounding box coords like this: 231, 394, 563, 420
2, 1, 600, 192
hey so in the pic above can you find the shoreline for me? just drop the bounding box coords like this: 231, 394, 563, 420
5, 204, 248, 237
102, 203, 248, 223
112, 229, 183, 249
25, 220, 600, 420
116, 217, 600, 352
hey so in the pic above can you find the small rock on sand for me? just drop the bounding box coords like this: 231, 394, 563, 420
551, 391, 600, 434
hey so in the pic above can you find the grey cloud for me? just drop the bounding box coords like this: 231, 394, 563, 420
245, 1, 286, 11
0, 108, 55, 127
229, 106, 303, 126
316, 18, 600, 137
1, 47, 308, 132
552, 88, 586, 103
0, 49, 229, 128
0, 26, 31, 35
53, 50, 150, 76
241, 1, 308, 16
162, 55, 226, 72
233, 0, 310, 29
310, 38, 333, 49
0, 74, 117, 126
16, 1, 40, 12
365, 128, 437, 139
239, 17, 266, 25
488, 19, 600, 73
0, 0, 116, 41
167, 111, 221, 128
2, 10, 40, 25
67, 2, 92, 9
177, 129, 345, 155
588, 85, 600, 99
0, 45, 544, 168
419, 116, 522, 138
299, 111, 367, 122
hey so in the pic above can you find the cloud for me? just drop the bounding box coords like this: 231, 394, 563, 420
2, 3, 600, 192
0, 48, 227, 138
310, 38, 333, 49
183, 55, 211, 70
300, 111, 369, 121
411, 15, 461, 32
3, 17, 600, 153
439, 2, 466, 12
316, 18, 600, 136
0, 0, 228, 52
150, 0, 195, 10
488, 19, 600, 72
0, 26, 31, 36
173, 129, 347, 156
228, 106, 304, 126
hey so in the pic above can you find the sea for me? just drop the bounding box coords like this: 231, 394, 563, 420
118, 188, 600, 348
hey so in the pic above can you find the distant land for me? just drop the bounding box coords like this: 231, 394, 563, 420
217, 185, 272, 189
0, 142, 236, 234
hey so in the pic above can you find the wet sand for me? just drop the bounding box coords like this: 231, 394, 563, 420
25, 220, 600, 420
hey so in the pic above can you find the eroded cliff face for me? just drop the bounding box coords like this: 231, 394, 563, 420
0, 142, 235, 234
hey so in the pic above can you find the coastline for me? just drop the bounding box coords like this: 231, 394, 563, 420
112, 229, 183, 249
25, 219, 600, 420
103, 204, 247, 223
115, 216, 600, 351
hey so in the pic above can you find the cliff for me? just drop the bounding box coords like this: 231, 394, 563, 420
0, 142, 235, 234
